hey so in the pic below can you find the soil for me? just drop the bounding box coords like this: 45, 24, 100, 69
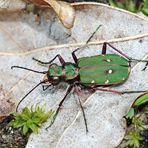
140, 108, 148, 148
140, 130, 148, 148
0, 115, 29, 148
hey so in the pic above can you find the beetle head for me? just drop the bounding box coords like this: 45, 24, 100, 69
44, 63, 63, 85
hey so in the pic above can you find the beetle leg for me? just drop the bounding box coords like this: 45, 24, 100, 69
74, 86, 88, 133
89, 87, 122, 94
87, 85, 148, 94
102, 42, 107, 54
102, 43, 148, 65
105, 43, 148, 64
121, 90, 148, 94
32, 54, 65, 65
46, 85, 73, 129
142, 62, 148, 71
16, 80, 48, 112
42, 85, 52, 91
79, 83, 117, 94
103, 42, 130, 60
81, 84, 148, 94
72, 25, 102, 64
72, 48, 80, 64
79, 83, 122, 94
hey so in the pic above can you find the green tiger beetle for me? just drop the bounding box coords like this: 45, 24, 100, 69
125, 92, 148, 126
11, 27, 148, 132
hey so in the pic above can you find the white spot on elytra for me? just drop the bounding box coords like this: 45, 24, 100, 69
91, 80, 95, 83
105, 79, 109, 84
107, 59, 111, 62
108, 69, 113, 74
128, 67, 131, 72
122, 77, 125, 80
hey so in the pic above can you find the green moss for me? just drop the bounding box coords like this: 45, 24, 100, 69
9, 105, 54, 135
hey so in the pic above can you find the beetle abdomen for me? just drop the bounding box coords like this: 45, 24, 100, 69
78, 54, 130, 85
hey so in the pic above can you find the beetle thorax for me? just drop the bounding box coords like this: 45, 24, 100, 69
46, 63, 78, 84
62, 63, 79, 80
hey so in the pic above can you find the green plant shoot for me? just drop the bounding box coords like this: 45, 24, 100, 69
142, 0, 148, 15
122, 131, 143, 148
125, 93, 148, 120
109, 0, 148, 16
9, 104, 54, 135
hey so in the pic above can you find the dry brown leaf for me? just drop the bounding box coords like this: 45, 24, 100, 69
45, 0, 75, 28
27, 0, 75, 28
0, 86, 15, 121
26, 0, 49, 6
0, 2, 148, 148
0, 0, 26, 11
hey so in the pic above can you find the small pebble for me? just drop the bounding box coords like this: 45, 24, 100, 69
2, 135, 6, 139
9, 127, 12, 131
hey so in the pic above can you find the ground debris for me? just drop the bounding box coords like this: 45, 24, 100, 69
0, 115, 29, 148
0, 86, 15, 121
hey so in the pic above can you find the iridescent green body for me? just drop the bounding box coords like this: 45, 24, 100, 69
12, 41, 148, 131
48, 63, 78, 80
48, 54, 130, 85
78, 54, 130, 85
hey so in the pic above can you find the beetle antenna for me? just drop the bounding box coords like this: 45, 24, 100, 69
11, 66, 47, 74
16, 80, 48, 112
77, 96, 88, 133
86, 25, 102, 44
142, 62, 148, 71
